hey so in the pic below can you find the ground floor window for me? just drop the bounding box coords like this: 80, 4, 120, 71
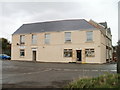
85, 49, 95, 57
20, 49, 25, 57
64, 49, 72, 57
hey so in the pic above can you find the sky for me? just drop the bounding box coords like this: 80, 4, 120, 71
0, 0, 119, 45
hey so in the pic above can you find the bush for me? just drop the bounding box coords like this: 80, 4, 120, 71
65, 74, 120, 88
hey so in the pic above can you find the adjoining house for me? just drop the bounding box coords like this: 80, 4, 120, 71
11, 19, 112, 63
112, 46, 117, 62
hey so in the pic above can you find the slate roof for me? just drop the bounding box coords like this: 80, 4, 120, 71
13, 19, 97, 35
99, 22, 107, 29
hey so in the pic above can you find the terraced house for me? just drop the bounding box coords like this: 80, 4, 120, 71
11, 19, 112, 63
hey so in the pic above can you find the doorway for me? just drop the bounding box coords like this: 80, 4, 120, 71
76, 50, 82, 61
32, 51, 36, 61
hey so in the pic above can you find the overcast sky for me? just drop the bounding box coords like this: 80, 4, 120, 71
0, 0, 119, 45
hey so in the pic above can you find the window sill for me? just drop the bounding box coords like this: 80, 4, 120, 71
64, 42, 72, 44
44, 43, 50, 45
20, 56, 25, 58
85, 41, 94, 43
31, 44, 37, 46
85, 56, 95, 58
19, 44, 25, 46
64, 57, 72, 58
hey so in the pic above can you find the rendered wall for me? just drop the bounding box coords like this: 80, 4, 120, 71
11, 30, 105, 63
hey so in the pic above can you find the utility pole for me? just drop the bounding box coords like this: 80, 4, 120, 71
117, 41, 120, 73
117, 1, 120, 74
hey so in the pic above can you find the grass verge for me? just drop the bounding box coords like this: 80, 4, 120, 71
65, 74, 120, 88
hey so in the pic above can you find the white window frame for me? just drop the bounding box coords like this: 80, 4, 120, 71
86, 31, 93, 42
65, 32, 71, 43
85, 48, 95, 57
45, 33, 50, 44
64, 49, 72, 57
20, 49, 25, 57
32, 34, 37, 44
20, 35, 25, 44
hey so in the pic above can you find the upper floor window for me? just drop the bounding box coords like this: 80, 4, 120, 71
32, 34, 37, 44
65, 32, 71, 43
20, 35, 25, 44
45, 33, 50, 44
86, 31, 93, 42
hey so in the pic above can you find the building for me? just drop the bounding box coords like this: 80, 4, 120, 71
112, 46, 117, 62
11, 19, 112, 63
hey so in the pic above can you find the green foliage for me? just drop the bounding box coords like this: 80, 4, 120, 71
65, 74, 120, 88
0, 38, 11, 56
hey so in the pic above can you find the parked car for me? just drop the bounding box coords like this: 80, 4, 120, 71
0, 54, 11, 60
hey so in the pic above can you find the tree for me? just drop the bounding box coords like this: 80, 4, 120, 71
0, 38, 11, 56
117, 40, 120, 73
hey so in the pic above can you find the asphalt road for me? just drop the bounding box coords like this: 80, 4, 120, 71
2, 60, 117, 88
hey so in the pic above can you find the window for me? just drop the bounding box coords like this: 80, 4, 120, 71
45, 33, 50, 44
86, 31, 93, 41
64, 49, 72, 57
85, 49, 95, 57
65, 32, 71, 43
20, 35, 25, 44
20, 49, 25, 57
32, 34, 37, 44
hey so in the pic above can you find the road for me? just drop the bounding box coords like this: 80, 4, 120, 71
2, 60, 117, 88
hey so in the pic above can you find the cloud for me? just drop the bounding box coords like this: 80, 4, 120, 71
0, 1, 119, 45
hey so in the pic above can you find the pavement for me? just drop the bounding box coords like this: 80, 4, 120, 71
2, 60, 117, 88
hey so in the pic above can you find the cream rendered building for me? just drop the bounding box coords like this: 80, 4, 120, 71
11, 19, 112, 63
